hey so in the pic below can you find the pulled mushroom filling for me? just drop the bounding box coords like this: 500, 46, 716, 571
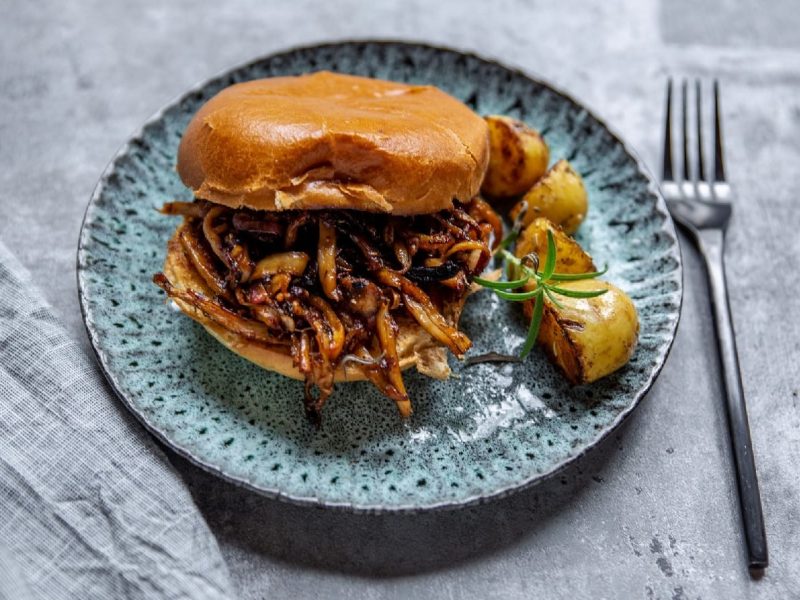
154, 197, 501, 423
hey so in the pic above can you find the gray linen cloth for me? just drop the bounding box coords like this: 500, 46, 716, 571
0, 240, 233, 600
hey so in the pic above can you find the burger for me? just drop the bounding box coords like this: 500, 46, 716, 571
153, 71, 501, 423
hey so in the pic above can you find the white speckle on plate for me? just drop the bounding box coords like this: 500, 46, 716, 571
471, 363, 514, 389
486, 291, 501, 310
409, 428, 433, 443
494, 371, 514, 389
501, 325, 527, 354
452, 395, 526, 443
516, 384, 557, 418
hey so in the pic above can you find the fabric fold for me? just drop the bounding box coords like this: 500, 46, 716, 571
0, 241, 233, 600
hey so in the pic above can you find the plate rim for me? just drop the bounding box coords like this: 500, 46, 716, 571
77, 39, 683, 513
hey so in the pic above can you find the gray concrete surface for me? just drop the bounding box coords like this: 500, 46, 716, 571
2, 1, 799, 598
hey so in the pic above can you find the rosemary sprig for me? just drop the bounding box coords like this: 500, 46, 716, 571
474, 229, 608, 359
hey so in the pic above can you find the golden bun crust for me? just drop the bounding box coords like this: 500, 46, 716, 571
163, 225, 454, 381
177, 71, 489, 215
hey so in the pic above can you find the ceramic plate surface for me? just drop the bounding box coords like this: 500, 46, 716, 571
78, 41, 681, 511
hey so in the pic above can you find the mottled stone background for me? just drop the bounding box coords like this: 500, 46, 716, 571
2, 1, 798, 598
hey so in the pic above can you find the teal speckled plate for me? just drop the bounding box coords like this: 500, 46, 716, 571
77, 41, 681, 511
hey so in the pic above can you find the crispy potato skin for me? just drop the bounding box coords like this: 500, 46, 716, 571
535, 280, 639, 385
481, 115, 549, 199
510, 159, 588, 235
515, 218, 595, 275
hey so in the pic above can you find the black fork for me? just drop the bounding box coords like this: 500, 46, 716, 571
661, 79, 768, 574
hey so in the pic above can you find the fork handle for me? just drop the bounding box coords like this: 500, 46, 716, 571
699, 230, 769, 571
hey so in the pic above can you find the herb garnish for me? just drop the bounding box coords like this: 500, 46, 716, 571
474, 229, 608, 359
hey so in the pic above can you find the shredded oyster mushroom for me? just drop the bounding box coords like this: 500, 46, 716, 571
154, 197, 500, 423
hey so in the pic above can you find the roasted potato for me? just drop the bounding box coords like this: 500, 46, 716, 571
515, 218, 595, 275
533, 279, 639, 385
510, 159, 588, 235
481, 115, 549, 199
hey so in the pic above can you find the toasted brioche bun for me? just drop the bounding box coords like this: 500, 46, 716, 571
177, 71, 489, 215
163, 224, 456, 381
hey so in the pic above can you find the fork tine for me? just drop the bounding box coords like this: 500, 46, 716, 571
695, 79, 706, 181
662, 79, 674, 180
681, 79, 690, 181
714, 80, 726, 181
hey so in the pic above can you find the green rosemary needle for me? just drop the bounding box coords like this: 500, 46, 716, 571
474, 229, 609, 359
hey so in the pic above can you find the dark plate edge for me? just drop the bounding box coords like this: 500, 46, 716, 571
76, 38, 684, 514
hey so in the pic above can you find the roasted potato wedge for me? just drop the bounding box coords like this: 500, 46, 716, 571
515, 218, 595, 275
530, 279, 639, 385
481, 115, 549, 199
510, 159, 588, 235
